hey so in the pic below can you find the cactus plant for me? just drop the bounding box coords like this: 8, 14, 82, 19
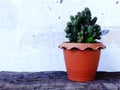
65, 7, 102, 43
59, 7, 106, 82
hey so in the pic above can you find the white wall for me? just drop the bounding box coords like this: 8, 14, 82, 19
0, 0, 120, 71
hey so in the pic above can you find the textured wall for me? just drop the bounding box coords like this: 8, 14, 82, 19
0, 0, 120, 71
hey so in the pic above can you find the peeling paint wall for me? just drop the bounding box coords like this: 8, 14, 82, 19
0, 0, 120, 71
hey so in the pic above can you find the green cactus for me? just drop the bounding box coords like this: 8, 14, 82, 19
64, 7, 102, 43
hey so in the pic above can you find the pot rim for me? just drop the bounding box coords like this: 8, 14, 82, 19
59, 42, 106, 50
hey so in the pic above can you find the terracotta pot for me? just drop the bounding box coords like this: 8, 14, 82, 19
59, 42, 106, 82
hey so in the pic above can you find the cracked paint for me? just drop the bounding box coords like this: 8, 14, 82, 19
60, 0, 63, 4
116, 1, 119, 4
47, 7, 52, 11
56, 0, 63, 4
58, 16, 61, 19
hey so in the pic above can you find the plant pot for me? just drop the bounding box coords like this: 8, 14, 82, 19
59, 42, 106, 82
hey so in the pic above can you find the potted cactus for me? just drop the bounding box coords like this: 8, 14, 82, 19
59, 7, 106, 82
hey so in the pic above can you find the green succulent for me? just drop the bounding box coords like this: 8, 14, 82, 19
65, 7, 102, 43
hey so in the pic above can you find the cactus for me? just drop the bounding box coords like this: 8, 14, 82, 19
65, 7, 102, 43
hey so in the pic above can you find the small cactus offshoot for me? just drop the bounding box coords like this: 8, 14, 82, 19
65, 7, 102, 43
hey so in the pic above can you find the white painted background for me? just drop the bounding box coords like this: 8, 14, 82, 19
0, 0, 120, 72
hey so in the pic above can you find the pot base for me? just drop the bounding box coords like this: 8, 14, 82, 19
68, 73, 95, 82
